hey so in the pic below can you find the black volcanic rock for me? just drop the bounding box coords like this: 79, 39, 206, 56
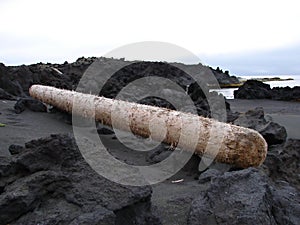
0, 63, 25, 97
0, 134, 160, 225
8, 144, 25, 155
14, 98, 47, 114
258, 121, 287, 145
234, 80, 300, 101
188, 168, 300, 225
272, 86, 300, 101
211, 67, 240, 85
0, 88, 15, 100
262, 139, 300, 190
0, 58, 236, 115
234, 80, 272, 99
233, 107, 287, 145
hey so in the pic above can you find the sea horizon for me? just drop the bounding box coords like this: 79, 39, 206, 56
213, 74, 300, 99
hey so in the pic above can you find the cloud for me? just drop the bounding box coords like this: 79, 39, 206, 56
0, 0, 300, 67
201, 44, 300, 75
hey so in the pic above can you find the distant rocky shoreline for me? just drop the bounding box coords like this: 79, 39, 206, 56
234, 80, 300, 101
0, 57, 240, 101
219, 76, 294, 88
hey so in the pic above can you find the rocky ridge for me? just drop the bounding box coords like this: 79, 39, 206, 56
234, 80, 300, 101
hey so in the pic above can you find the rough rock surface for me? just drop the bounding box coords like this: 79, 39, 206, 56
14, 97, 47, 114
0, 58, 235, 120
272, 86, 300, 101
0, 134, 160, 225
234, 80, 272, 99
198, 168, 222, 184
262, 139, 300, 190
233, 107, 287, 145
188, 168, 300, 225
210, 66, 240, 85
0, 58, 238, 99
8, 144, 25, 155
0, 88, 15, 100
234, 80, 300, 101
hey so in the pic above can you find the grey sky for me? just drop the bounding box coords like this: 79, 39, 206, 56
0, 0, 299, 76
201, 44, 300, 76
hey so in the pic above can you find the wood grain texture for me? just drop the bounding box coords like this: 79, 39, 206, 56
29, 85, 267, 168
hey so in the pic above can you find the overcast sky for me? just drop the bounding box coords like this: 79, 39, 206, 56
0, 0, 299, 75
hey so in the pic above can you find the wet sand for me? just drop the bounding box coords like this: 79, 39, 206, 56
0, 100, 72, 156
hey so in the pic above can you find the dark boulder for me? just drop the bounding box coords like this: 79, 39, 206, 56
146, 144, 201, 177
14, 98, 47, 114
211, 68, 240, 85
0, 63, 25, 97
8, 144, 25, 155
188, 81, 231, 119
258, 121, 287, 145
234, 80, 272, 99
146, 144, 172, 164
272, 86, 300, 101
234, 80, 300, 101
0, 88, 15, 100
233, 107, 287, 145
188, 168, 300, 225
270, 180, 300, 225
198, 168, 222, 184
0, 134, 161, 225
97, 126, 115, 135
14, 99, 27, 114
262, 139, 300, 190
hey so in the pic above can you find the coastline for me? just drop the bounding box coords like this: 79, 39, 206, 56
213, 75, 300, 99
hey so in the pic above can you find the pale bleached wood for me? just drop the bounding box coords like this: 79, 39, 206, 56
29, 85, 267, 168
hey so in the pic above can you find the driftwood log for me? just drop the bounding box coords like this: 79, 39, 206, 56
29, 85, 267, 168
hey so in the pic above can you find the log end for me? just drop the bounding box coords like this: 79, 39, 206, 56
217, 126, 268, 168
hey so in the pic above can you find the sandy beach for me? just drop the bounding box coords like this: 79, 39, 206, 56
2, 98, 298, 224
0, 100, 72, 156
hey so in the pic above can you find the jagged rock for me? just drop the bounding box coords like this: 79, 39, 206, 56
0, 59, 238, 120
97, 127, 115, 135
233, 107, 287, 145
0, 63, 25, 97
270, 180, 300, 225
187, 81, 231, 119
146, 144, 172, 164
258, 121, 287, 145
188, 168, 300, 225
8, 144, 25, 155
198, 169, 222, 184
146, 144, 201, 177
0, 134, 161, 225
211, 67, 240, 85
272, 86, 300, 101
262, 139, 300, 190
14, 98, 47, 114
234, 80, 300, 101
234, 80, 272, 99
0, 88, 15, 100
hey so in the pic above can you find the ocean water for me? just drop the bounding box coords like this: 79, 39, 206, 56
211, 75, 300, 99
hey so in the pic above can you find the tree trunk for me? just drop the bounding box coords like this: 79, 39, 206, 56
29, 85, 267, 168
